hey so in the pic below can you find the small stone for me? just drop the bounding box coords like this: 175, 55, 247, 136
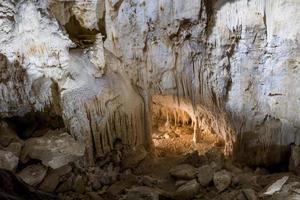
73, 175, 85, 194
169, 164, 198, 180
17, 164, 48, 186
213, 170, 232, 192
174, 179, 200, 200
242, 188, 257, 200
197, 165, 213, 186
0, 149, 19, 171
121, 145, 148, 169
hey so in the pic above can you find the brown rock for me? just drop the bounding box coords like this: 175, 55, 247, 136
206, 148, 225, 171
39, 165, 72, 192
56, 175, 74, 193
174, 179, 200, 200
0, 149, 19, 171
242, 188, 257, 200
169, 164, 198, 180
213, 170, 232, 192
17, 164, 48, 186
107, 180, 136, 196
5, 141, 23, 157
122, 145, 148, 169
126, 186, 171, 200
175, 180, 188, 188
87, 192, 104, 200
140, 175, 161, 187
197, 165, 213, 186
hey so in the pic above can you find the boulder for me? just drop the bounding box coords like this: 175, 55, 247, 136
21, 131, 85, 169
213, 170, 232, 192
0, 149, 19, 171
121, 145, 148, 169
17, 164, 48, 186
174, 179, 200, 200
39, 165, 72, 192
289, 145, 300, 175
169, 164, 198, 180
197, 165, 213, 186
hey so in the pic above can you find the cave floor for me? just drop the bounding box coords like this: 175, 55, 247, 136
57, 123, 300, 200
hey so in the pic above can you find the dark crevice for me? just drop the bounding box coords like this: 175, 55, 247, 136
64, 16, 106, 49
4, 111, 65, 139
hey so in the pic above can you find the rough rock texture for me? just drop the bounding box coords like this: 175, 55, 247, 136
169, 164, 198, 180
197, 165, 214, 186
0, 149, 19, 171
17, 164, 48, 186
174, 179, 200, 200
213, 170, 232, 192
1, 0, 300, 167
21, 131, 84, 169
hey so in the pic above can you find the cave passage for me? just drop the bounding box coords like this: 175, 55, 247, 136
151, 97, 224, 158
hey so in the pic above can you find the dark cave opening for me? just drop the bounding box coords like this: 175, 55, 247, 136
4, 111, 65, 140
64, 16, 106, 48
